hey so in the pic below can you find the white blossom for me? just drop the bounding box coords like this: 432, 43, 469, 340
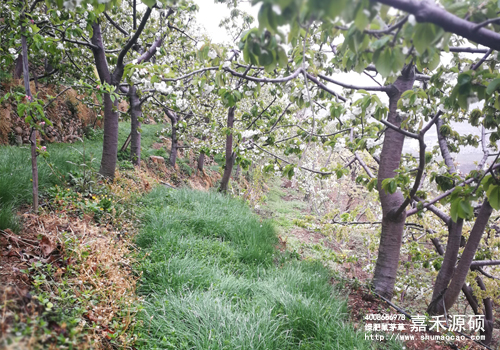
208, 50, 217, 60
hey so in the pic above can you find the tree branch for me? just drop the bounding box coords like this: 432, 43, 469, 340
472, 17, 500, 32
318, 73, 390, 92
268, 102, 292, 133
448, 46, 490, 53
162, 67, 219, 81
305, 73, 347, 102
471, 48, 493, 71
253, 143, 335, 176
247, 96, 277, 129
470, 260, 500, 267
374, 0, 500, 50
376, 117, 419, 139
355, 152, 375, 178
44, 87, 71, 109
115, 6, 153, 81
104, 12, 130, 36
224, 67, 304, 83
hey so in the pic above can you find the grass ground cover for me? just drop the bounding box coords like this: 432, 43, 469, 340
135, 187, 401, 349
0, 123, 163, 232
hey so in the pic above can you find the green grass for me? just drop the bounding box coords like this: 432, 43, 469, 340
135, 187, 400, 350
0, 122, 164, 233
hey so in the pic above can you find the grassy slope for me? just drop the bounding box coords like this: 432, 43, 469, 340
135, 187, 400, 350
0, 122, 163, 232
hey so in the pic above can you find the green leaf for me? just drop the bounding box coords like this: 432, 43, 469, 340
370, 36, 391, 50
259, 49, 273, 66
374, 47, 392, 77
458, 200, 473, 219
450, 198, 460, 222
486, 77, 500, 95
258, 4, 269, 32
457, 72, 472, 86
141, 0, 156, 8
277, 46, 288, 68
354, 7, 369, 31
413, 23, 441, 55
487, 184, 500, 210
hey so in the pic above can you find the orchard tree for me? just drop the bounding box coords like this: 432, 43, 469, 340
222, 0, 500, 342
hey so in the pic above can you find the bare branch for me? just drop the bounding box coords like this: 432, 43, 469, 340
268, 102, 292, 133
63, 38, 98, 49
104, 12, 130, 36
224, 67, 304, 83
317, 73, 390, 92
336, 15, 408, 35
376, 117, 419, 139
162, 67, 219, 81
470, 260, 500, 267
449, 46, 490, 53
247, 96, 277, 130
115, 6, 153, 77
471, 48, 493, 71
472, 17, 500, 32
253, 143, 335, 176
475, 267, 500, 280
355, 152, 375, 179
44, 87, 71, 109
305, 73, 347, 102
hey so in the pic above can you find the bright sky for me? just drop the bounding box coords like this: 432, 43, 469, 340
192, 0, 259, 44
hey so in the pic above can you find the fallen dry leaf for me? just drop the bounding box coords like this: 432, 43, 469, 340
40, 235, 56, 257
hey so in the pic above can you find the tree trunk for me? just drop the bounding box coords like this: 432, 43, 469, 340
90, 22, 118, 179
475, 276, 493, 344
99, 93, 119, 178
165, 110, 178, 167
21, 26, 38, 213
14, 54, 23, 79
198, 152, 205, 172
427, 219, 463, 315
128, 86, 142, 166
444, 200, 493, 311
220, 107, 236, 193
373, 66, 415, 299
197, 135, 207, 172
428, 118, 463, 315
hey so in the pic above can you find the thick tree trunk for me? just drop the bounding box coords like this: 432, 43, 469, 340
430, 237, 493, 344
21, 27, 38, 213
90, 22, 119, 179
475, 276, 493, 344
220, 107, 236, 193
198, 152, 205, 172
427, 219, 463, 315
165, 110, 178, 167
444, 200, 493, 310
99, 93, 119, 178
14, 54, 23, 79
197, 135, 207, 172
170, 123, 178, 166
428, 118, 462, 315
373, 66, 415, 299
128, 86, 142, 166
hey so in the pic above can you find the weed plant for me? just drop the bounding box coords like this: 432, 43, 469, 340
135, 187, 401, 350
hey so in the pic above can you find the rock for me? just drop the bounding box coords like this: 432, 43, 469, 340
14, 127, 23, 135
149, 156, 165, 164
15, 134, 23, 146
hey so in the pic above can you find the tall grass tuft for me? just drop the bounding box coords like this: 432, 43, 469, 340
135, 187, 401, 349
